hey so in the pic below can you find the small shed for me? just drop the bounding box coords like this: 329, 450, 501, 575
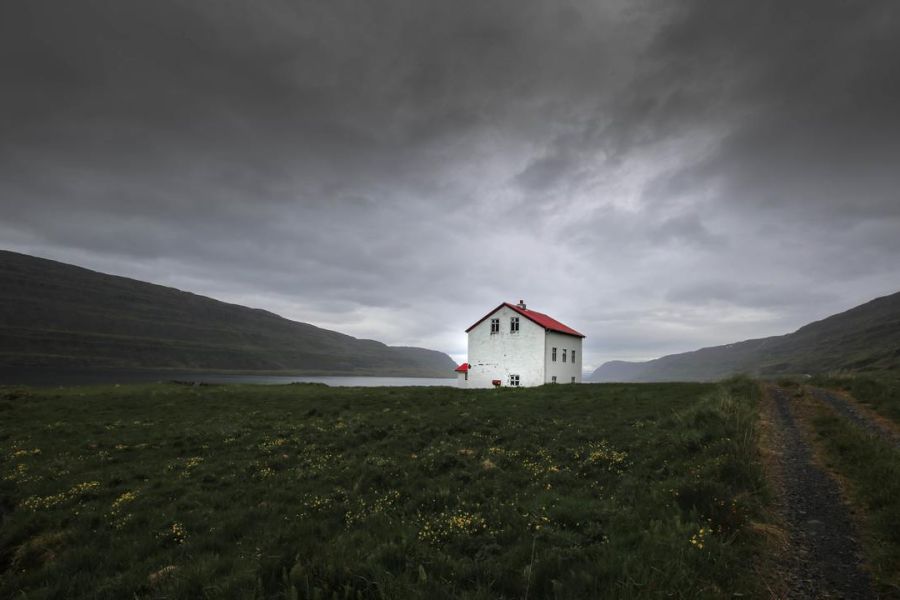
454, 362, 469, 386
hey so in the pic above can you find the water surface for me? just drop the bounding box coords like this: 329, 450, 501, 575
0, 368, 456, 388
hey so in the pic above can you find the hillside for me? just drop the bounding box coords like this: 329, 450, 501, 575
0, 250, 456, 377
591, 291, 900, 382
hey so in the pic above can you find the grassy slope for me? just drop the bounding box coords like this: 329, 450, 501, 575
0, 250, 455, 377
592, 292, 900, 382
1, 380, 771, 599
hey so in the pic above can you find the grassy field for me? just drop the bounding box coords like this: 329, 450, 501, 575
1, 379, 770, 599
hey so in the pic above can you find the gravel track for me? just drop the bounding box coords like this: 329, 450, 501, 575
809, 386, 900, 449
768, 386, 875, 599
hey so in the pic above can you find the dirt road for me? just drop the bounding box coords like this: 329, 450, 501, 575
765, 385, 874, 598
808, 386, 900, 449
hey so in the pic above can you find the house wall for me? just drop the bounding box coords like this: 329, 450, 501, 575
456, 370, 468, 388
466, 305, 545, 388
544, 331, 583, 384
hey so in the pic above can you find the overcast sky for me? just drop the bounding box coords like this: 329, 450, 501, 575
2, 1, 899, 371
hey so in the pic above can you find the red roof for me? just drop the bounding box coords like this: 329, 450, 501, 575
454, 362, 469, 373
465, 303, 585, 338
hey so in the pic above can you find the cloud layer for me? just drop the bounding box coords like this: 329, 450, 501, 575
2, 0, 899, 370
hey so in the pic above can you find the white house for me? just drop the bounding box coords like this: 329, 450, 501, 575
455, 300, 585, 388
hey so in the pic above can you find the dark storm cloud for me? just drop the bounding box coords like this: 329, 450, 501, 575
638, 1, 900, 215
2, 0, 899, 369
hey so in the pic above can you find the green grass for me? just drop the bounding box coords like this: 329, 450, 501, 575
1, 379, 770, 599
807, 399, 900, 596
809, 372, 900, 425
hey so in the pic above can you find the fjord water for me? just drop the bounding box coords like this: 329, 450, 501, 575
0, 368, 455, 387
188, 375, 457, 387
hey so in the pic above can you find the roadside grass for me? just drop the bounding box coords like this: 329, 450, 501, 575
808, 372, 900, 425
1, 378, 770, 599
805, 396, 900, 596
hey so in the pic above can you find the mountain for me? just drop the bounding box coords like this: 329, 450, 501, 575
591, 292, 900, 382
0, 250, 456, 377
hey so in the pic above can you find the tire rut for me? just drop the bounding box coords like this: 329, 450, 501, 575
767, 385, 874, 599
808, 386, 900, 449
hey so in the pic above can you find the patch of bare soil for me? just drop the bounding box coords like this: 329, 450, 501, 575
763, 385, 874, 599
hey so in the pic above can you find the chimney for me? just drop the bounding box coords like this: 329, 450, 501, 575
517, 299, 526, 309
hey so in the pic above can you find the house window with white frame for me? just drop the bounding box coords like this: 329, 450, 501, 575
510, 316, 519, 333
552, 347, 557, 361
571, 376, 576, 383
562, 349, 567, 363
551, 376, 557, 383
510, 374, 520, 386
572, 350, 576, 364
490, 318, 499, 333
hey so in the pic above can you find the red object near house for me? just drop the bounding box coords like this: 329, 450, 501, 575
491, 379, 502, 387
454, 363, 469, 373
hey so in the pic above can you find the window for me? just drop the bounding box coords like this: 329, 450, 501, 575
490, 318, 499, 333
510, 374, 520, 387
571, 376, 576, 383
552, 347, 557, 362
551, 376, 557, 384
572, 350, 576, 363
510, 316, 519, 333
562, 349, 567, 363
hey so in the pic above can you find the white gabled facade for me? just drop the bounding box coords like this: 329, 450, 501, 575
455, 301, 585, 388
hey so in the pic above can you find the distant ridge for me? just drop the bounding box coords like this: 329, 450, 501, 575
590, 291, 900, 382
0, 250, 456, 377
